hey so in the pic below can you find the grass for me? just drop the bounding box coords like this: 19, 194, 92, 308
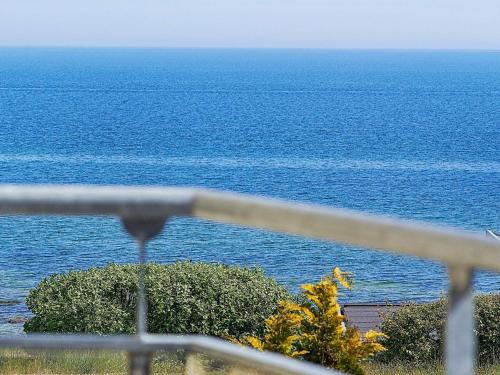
1, 349, 499, 374
365, 362, 500, 375
0, 349, 184, 374
0, 349, 257, 374
0, 349, 125, 374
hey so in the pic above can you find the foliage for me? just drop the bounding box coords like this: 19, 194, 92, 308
475, 294, 500, 364
244, 300, 305, 357
242, 268, 386, 375
378, 293, 500, 365
24, 261, 291, 339
377, 300, 446, 365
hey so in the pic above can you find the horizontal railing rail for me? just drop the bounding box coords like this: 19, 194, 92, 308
0, 184, 498, 271
0, 184, 499, 375
0, 334, 337, 375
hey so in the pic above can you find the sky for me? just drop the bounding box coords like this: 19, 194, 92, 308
0, 0, 499, 49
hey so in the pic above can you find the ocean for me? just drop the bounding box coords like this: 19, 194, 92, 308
0, 48, 499, 334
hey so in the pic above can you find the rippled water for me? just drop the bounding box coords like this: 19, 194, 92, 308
0, 48, 499, 334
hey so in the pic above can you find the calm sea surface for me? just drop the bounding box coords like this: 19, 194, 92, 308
0, 48, 499, 334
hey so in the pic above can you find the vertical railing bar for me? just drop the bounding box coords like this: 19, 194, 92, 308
122, 217, 167, 375
137, 238, 147, 335
128, 352, 151, 375
446, 265, 475, 375
129, 235, 151, 375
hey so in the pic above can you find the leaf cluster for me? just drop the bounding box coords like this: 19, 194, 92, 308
378, 293, 500, 365
242, 268, 386, 375
24, 261, 291, 339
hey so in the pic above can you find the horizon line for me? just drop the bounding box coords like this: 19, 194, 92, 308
1, 45, 500, 53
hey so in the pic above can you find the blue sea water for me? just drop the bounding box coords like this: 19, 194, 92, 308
0, 48, 499, 334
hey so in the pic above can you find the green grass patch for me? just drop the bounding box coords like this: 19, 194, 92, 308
0, 349, 258, 374
0, 349, 128, 374
365, 362, 500, 375
1, 350, 499, 375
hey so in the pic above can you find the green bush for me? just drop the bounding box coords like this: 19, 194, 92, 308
475, 294, 500, 364
378, 294, 500, 365
24, 262, 291, 339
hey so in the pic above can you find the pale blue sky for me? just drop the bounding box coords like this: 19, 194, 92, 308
1, 0, 499, 49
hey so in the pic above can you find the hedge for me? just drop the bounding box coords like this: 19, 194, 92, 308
24, 262, 291, 338
378, 294, 500, 365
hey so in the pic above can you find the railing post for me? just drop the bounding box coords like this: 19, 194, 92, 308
122, 217, 168, 375
446, 265, 474, 375
128, 352, 152, 375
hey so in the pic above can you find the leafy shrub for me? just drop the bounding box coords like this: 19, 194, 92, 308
378, 294, 500, 365
242, 268, 386, 375
24, 261, 291, 339
475, 294, 500, 363
377, 300, 446, 365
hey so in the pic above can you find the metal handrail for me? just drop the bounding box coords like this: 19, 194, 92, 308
0, 334, 338, 375
0, 184, 499, 375
486, 229, 499, 241
0, 184, 498, 270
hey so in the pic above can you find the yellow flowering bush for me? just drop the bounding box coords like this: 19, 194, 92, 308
242, 268, 386, 375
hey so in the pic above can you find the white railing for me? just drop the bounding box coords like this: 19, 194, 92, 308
0, 184, 499, 375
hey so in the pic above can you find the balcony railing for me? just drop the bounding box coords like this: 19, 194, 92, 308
0, 184, 499, 375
